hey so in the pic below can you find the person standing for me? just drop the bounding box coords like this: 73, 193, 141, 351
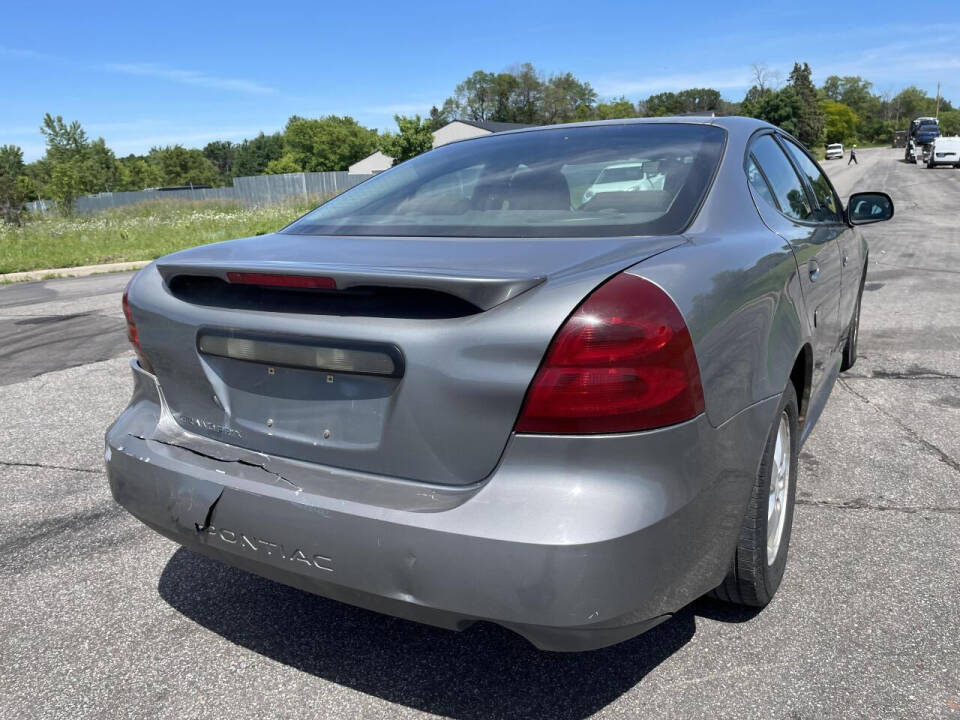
848, 145, 858, 165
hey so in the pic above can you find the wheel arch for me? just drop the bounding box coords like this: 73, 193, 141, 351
790, 343, 813, 426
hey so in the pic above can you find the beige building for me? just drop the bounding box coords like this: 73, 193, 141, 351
347, 150, 395, 175
348, 120, 529, 174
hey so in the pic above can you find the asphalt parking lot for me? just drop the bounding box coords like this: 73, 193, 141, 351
1, 147, 958, 719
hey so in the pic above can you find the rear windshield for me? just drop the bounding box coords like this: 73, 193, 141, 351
283, 123, 725, 238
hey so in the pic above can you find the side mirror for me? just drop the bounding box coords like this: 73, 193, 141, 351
847, 192, 894, 225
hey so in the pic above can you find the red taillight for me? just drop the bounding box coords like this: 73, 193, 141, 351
515, 273, 704, 434
226, 272, 336, 289
122, 283, 154, 374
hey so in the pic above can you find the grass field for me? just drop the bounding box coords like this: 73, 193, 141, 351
0, 197, 329, 276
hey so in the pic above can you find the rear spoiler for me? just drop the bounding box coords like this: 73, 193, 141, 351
155, 260, 546, 311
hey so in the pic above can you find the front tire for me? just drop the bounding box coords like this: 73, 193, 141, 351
710, 383, 799, 607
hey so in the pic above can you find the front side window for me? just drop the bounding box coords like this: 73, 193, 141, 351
780, 137, 842, 222
284, 124, 726, 238
749, 134, 813, 222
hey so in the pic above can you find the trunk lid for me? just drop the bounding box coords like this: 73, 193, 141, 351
133, 231, 684, 485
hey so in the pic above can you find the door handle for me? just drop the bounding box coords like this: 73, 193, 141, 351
842, 254, 849, 267
808, 259, 820, 282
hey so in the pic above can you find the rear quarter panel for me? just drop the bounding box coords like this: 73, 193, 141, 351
630, 231, 805, 428
628, 120, 809, 429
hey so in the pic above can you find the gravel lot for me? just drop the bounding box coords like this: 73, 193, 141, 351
1, 148, 958, 719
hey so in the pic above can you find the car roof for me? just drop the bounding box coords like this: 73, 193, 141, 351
482, 115, 776, 138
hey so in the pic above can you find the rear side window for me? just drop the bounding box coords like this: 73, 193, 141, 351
750, 134, 813, 222
780, 138, 842, 222
746, 156, 777, 209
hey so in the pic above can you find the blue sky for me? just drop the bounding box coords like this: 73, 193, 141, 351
3, 0, 959, 161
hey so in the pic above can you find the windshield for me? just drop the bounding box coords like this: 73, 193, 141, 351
284, 123, 725, 238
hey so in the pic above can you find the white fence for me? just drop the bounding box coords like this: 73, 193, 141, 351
26, 171, 373, 216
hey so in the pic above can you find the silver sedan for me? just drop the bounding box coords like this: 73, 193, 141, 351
107, 117, 893, 651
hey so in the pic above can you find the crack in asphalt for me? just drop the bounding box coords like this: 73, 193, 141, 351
0, 311, 96, 318
844, 371, 960, 380
837, 378, 960, 475
0, 459, 103, 474
0, 504, 127, 557
872, 259, 960, 276
796, 497, 960, 515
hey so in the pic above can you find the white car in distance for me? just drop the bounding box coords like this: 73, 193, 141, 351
582, 161, 664, 204
927, 136, 960, 168
825, 143, 844, 160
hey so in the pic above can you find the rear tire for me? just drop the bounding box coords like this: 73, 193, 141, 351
710, 383, 799, 607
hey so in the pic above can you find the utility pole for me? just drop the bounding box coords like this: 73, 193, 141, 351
935, 81, 941, 120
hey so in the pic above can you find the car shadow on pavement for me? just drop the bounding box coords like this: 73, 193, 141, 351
159, 547, 752, 719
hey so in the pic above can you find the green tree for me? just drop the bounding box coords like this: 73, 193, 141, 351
715, 98, 742, 116
48, 160, 83, 214
0, 174, 25, 224
379, 114, 434, 164
821, 76, 875, 117
78, 138, 120, 193
16, 175, 39, 203
233, 132, 284, 176
442, 64, 607, 125
939, 110, 960, 137
264, 154, 302, 174
203, 141, 237, 181
117, 154, 163, 191
740, 88, 763, 119
0, 144, 27, 224
642, 88, 722, 116
748, 86, 804, 137
788, 62, 825, 147
446, 70, 499, 121
821, 75, 887, 141
426, 105, 450, 132
38, 114, 119, 194
593, 97, 637, 120
821, 100, 859, 144
0, 144, 25, 177
21, 160, 50, 200
541, 72, 597, 124
890, 86, 945, 122
39, 113, 88, 165
146, 146, 220, 186
503, 63, 544, 123
489, 72, 520, 121
281, 115, 378, 172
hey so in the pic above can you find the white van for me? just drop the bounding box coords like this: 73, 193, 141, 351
927, 136, 960, 168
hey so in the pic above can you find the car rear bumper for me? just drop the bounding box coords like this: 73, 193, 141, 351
106, 360, 778, 651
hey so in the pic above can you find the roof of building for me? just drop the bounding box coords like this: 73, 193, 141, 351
451, 119, 533, 133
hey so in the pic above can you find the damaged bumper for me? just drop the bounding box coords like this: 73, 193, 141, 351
106, 360, 777, 651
